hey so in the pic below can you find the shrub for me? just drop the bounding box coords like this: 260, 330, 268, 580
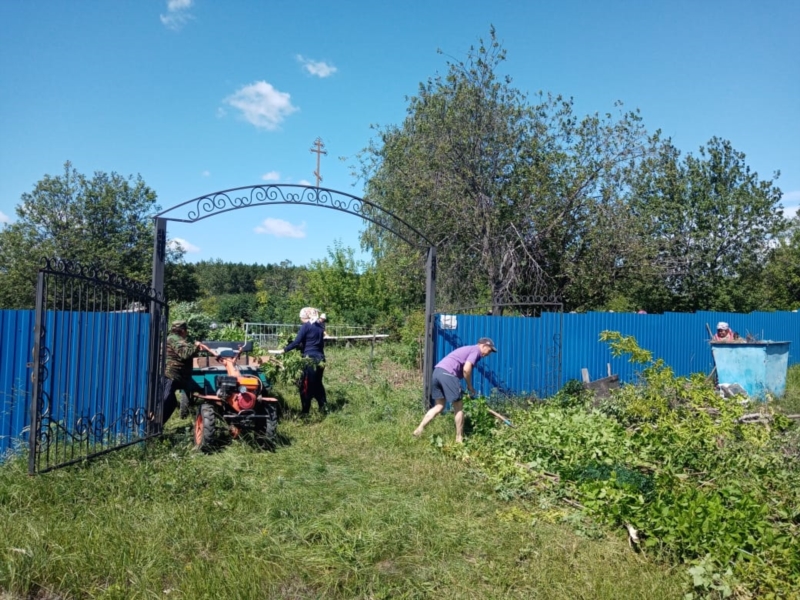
458, 332, 800, 597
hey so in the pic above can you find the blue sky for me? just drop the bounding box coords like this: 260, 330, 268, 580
1, 0, 798, 267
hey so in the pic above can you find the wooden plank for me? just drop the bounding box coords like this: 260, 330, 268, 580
581, 368, 591, 383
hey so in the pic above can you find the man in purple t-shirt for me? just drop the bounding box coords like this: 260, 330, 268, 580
413, 337, 498, 443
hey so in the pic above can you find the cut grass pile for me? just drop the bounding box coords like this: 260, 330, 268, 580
0, 344, 684, 599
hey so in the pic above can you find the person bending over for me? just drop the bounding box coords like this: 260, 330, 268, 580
413, 337, 498, 443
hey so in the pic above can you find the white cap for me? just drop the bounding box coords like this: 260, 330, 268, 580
716, 322, 729, 330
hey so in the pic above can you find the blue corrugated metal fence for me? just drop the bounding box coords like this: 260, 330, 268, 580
4, 308, 800, 454
0, 310, 36, 457
434, 310, 800, 399
1, 310, 151, 458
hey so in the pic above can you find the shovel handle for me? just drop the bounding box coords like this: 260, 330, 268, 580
487, 408, 515, 427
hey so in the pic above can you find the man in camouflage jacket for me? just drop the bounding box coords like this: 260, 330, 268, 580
163, 320, 207, 423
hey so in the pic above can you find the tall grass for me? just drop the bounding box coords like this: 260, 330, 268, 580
1, 344, 683, 599
777, 364, 800, 414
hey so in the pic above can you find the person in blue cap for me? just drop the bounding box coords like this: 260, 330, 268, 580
413, 337, 498, 443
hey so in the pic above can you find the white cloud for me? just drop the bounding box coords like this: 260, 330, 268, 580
254, 218, 306, 238
0, 211, 10, 225
781, 190, 800, 218
261, 171, 280, 182
160, 0, 193, 30
168, 237, 200, 253
298, 179, 312, 186
296, 55, 338, 78
223, 81, 298, 131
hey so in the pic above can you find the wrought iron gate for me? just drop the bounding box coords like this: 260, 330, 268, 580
29, 259, 168, 474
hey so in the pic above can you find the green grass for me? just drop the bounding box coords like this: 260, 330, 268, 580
776, 364, 800, 415
1, 345, 683, 599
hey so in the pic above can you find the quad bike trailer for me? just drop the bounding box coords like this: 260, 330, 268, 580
191, 341, 278, 451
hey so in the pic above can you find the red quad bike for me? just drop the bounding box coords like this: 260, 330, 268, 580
192, 341, 278, 451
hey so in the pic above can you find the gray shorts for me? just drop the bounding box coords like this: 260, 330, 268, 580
431, 367, 464, 404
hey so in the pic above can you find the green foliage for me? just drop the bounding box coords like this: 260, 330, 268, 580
387, 309, 426, 368
0, 161, 163, 309
462, 396, 496, 437
460, 333, 800, 597
627, 137, 787, 313
168, 301, 213, 341
164, 260, 200, 303
215, 293, 258, 324
260, 352, 323, 388
549, 379, 592, 409
760, 216, 800, 311
303, 241, 403, 329
357, 28, 657, 311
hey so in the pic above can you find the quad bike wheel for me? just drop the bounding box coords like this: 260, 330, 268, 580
194, 403, 216, 451
254, 403, 278, 446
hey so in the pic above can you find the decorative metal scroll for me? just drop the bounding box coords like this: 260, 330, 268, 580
155, 184, 432, 249
29, 258, 168, 474
39, 257, 166, 305
436, 294, 563, 315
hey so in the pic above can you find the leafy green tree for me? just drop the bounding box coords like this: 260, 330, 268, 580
195, 259, 267, 296
165, 260, 201, 303
215, 293, 259, 324
302, 242, 382, 326
760, 216, 800, 310
0, 162, 160, 308
628, 137, 786, 312
357, 28, 654, 312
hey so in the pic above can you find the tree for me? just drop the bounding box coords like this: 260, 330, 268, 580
0, 162, 161, 308
628, 137, 786, 312
760, 216, 800, 310
357, 28, 654, 312
165, 261, 201, 303
193, 260, 267, 296
303, 242, 397, 327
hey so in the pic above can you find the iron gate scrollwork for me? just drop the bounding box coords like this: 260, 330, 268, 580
152, 183, 439, 411
29, 258, 168, 474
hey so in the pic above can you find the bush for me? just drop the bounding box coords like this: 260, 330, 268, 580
458, 332, 800, 597
387, 309, 425, 369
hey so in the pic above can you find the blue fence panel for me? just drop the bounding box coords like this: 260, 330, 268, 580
0, 310, 36, 457
0, 310, 153, 458
435, 313, 563, 399
434, 310, 800, 399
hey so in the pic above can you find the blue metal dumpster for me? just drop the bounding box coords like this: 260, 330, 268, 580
710, 342, 791, 399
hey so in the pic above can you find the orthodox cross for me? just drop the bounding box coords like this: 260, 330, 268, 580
309, 137, 327, 187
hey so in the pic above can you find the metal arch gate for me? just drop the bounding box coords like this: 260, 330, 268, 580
150, 183, 438, 409
29, 258, 168, 474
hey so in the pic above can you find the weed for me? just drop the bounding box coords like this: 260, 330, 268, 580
461, 333, 800, 598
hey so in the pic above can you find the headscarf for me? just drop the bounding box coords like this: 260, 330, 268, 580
299, 307, 320, 323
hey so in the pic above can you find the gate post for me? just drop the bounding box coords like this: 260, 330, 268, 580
147, 217, 168, 433
422, 245, 436, 410
28, 271, 45, 475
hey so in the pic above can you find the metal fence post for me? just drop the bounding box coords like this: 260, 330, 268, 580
28, 271, 45, 475
422, 246, 437, 410
148, 217, 167, 434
